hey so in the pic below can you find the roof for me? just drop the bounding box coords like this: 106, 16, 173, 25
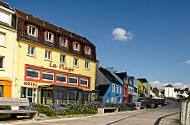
14, 8, 95, 47
106, 68, 123, 85
99, 67, 122, 85
138, 78, 149, 83
165, 84, 173, 87
115, 72, 127, 80
0, 1, 10, 9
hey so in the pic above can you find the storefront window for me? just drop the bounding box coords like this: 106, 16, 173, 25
47, 89, 52, 98
21, 87, 36, 103
42, 71, 54, 81
0, 86, 3, 97
80, 78, 88, 86
26, 68, 40, 79
69, 90, 77, 100
69, 76, 78, 85
56, 74, 67, 83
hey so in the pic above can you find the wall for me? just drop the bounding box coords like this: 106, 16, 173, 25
103, 83, 123, 104
14, 40, 96, 100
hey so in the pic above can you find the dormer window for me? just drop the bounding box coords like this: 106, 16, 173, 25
28, 25, 37, 37
46, 31, 53, 42
73, 42, 80, 51
85, 46, 91, 55
60, 37, 68, 47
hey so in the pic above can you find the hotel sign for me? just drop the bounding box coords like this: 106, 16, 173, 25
24, 81, 37, 87
49, 62, 74, 72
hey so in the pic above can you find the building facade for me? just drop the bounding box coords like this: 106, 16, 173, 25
164, 84, 174, 98
96, 66, 123, 104
4, 8, 98, 104
127, 77, 134, 103
133, 78, 138, 102
138, 78, 151, 99
116, 72, 128, 104
0, 1, 17, 98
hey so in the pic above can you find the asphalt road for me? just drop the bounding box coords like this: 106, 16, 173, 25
5, 100, 181, 125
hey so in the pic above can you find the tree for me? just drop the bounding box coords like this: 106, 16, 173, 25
153, 87, 159, 97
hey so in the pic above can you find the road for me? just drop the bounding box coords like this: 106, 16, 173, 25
6, 100, 181, 125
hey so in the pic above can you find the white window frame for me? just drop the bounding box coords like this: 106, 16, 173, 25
56, 73, 67, 83
120, 86, 122, 94
80, 78, 88, 86
85, 61, 90, 69
45, 50, 52, 60
69, 76, 78, 85
27, 45, 35, 56
117, 85, 119, 93
85, 46, 90, 55
42, 71, 54, 81
0, 57, 4, 69
28, 25, 37, 37
112, 84, 115, 93
60, 37, 67, 47
106, 98, 109, 103
46, 31, 53, 42
0, 32, 5, 47
73, 58, 78, 66
26, 68, 40, 79
0, 10, 9, 24
73, 42, 79, 51
60, 54, 66, 63
118, 97, 122, 103
111, 97, 114, 102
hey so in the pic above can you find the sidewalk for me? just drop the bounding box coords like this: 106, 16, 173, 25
158, 112, 180, 125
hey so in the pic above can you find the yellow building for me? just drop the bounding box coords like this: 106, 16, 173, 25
13, 8, 97, 104
0, 1, 17, 97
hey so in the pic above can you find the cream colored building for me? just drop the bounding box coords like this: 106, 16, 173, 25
0, 1, 17, 97
164, 84, 175, 98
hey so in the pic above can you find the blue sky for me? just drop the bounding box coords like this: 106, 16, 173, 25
5, 0, 190, 89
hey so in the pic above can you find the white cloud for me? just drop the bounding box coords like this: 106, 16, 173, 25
112, 28, 134, 41
185, 60, 190, 65
150, 81, 190, 90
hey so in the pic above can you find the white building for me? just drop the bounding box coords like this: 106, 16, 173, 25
165, 84, 175, 98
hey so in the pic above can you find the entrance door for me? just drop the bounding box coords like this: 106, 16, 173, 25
0, 86, 3, 97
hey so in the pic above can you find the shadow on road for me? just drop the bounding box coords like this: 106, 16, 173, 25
154, 112, 179, 125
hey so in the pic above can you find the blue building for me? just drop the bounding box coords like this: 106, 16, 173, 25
95, 66, 123, 104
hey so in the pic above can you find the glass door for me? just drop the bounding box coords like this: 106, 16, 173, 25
0, 86, 3, 97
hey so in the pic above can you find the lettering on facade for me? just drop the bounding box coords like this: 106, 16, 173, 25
49, 62, 74, 72
24, 81, 37, 87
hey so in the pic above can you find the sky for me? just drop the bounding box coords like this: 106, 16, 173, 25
4, 0, 190, 89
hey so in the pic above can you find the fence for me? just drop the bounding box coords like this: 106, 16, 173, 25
180, 99, 190, 125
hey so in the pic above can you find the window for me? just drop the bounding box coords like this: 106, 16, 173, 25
45, 50, 52, 60
73, 58, 78, 66
112, 84, 115, 93
26, 68, 40, 79
80, 78, 88, 86
106, 98, 109, 103
42, 71, 54, 81
21, 87, 36, 103
85, 46, 91, 55
118, 97, 122, 103
0, 57, 3, 69
0, 32, 5, 46
69, 76, 78, 85
56, 73, 67, 83
60, 37, 67, 47
60, 54, 66, 63
117, 85, 119, 93
28, 25, 37, 36
85, 61, 90, 69
46, 31, 53, 42
111, 97, 114, 102
120, 86, 122, 94
27, 45, 35, 56
0, 10, 9, 24
73, 42, 79, 51
0, 86, 3, 97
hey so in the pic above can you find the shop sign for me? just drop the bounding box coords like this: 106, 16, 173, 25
24, 81, 37, 87
49, 62, 74, 72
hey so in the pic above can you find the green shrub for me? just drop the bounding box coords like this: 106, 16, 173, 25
0, 106, 11, 119
37, 105, 57, 117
